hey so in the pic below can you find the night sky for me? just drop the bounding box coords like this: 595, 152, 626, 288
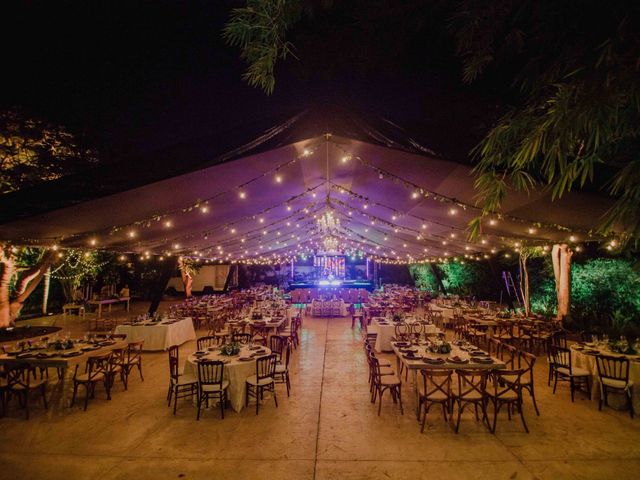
3, 1, 505, 165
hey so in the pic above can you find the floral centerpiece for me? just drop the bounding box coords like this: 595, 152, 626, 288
428, 338, 451, 354
51, 339, 75, 350
220, 342, 241, 356
392, 312, 404, 322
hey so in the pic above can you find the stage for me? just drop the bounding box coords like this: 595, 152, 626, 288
288, 279, 375, 291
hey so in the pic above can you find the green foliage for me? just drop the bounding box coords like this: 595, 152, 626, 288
569, 258, 640, 328
223, 0, 302, 94
449, 0, 640, 243
52, 250, 116, 302
408, 264, 438, 291
0, 109, 97, 194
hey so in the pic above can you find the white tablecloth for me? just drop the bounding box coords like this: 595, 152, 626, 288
184, 346, 272, 412
114, 317, 196, 351
371, 318, 438, 352
310, 301, 348, 317
571, 346, 639, 413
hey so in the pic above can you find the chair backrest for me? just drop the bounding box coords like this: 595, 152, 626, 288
86, 351, 112, 380
109, 347, 126, 370
550, 345, 571, 370
420, 369, 452, 400
552, 330, 567, 348
455, 369, 487, 400
596, 354, 629, 383
168, 345, 179, 379
501, 344, 518, 369
488, 338, 502, 357
269, 335, 286, 359
256, 354, 277, 381
197, 360, 224, 387
197, 336, 217, 350
122, 343, 141, 370
232, 332, 252, 344
6, 364, 32, 389
490, 368, 525, 398
410, 322, 424, 336
394, 323, 410, 340
369, 354, 383, 381
281, 341, 292, 368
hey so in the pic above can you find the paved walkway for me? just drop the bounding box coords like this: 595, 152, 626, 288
1, 313, 639, 479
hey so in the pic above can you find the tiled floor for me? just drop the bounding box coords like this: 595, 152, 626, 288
1, 306, 639, 479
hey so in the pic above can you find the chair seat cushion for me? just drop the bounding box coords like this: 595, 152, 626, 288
602, 377, 633, 390
380, 375, 401, 386
176, 374, 198, 386
75, 372, 105, 382
379, 366, 395, 376
557, 366, 590, 377
275, 364, 288, 373
486, 387, 518, 400
201, 379, 230, 392
246, 375, 274, 386
501, 374, 531, 386
9, 378, 48, 390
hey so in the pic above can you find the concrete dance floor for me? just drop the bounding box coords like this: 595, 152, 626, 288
1, 311, 639, 479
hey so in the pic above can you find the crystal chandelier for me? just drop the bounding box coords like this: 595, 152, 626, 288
317, 210, 340, 235
322, 235, 339, 252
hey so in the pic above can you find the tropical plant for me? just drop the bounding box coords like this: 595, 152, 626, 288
223, 0, 302, 95
0, 109, 97, 194
448, 0, 640, 244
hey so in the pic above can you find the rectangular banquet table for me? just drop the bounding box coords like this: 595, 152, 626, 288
0, 339, 129, 408
87, 297, 130, 318
114, 317, 196, 351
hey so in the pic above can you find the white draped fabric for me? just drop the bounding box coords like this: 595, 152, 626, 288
371, 318, 439, 352
571, 346, 639, 413
114, 317, 196, 351
183, 346, 272, 412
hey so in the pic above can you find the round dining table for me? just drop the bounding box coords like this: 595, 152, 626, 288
183, 345, 272, 412
570, 344, 640, 413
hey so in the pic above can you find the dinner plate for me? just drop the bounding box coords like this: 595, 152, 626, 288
403, 354, 422, 360
471, 357, 494, 364
422, 357, 445, 365
238, 357, 253, 361
447, 357, 469, 364
61, 351, 82, 358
